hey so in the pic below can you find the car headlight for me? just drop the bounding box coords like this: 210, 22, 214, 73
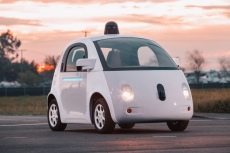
121, 85, 134, 102
182, 83, 190, 100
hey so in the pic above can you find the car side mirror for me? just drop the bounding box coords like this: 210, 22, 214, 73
76, 59, 96, 71
172, 58, 179, 67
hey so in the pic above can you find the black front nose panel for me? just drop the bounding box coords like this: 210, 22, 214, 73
157, 84, 166, 101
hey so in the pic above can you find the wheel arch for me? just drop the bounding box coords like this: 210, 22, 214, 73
47, 93, 56, 108
89, 92, 105, 124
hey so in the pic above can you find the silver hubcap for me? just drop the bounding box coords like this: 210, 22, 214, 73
49, 104, 58, 127
94, 104, 105, 129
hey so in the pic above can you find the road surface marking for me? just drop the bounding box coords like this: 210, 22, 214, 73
0, 123, 47, 127
23, 120, 40, 122
0, 118, 16, 121
153, 136, 177, 138
5, 137, 27, 139
191, 120, 216, 121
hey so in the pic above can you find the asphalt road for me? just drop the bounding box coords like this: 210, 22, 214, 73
0, 115, 230, 153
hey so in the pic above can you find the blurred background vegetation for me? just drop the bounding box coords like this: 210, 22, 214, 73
0, 96, 46, 115
192, 89, 230, 113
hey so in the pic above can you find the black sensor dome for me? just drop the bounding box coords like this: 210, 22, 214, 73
104, 21, 119, 34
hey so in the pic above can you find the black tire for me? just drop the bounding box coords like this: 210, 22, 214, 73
93, 98, 115, 134
118, 123, 135, 129
48, 99, 67, 131
167, 121, 189, 131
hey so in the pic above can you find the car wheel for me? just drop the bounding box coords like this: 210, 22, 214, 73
167, 121, 189, 131
93, 98, 115, 134
48, 99, 67, 131
118, 123, 135, 129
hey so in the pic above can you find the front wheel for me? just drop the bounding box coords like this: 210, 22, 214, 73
48, 99, 67, 131
93, 98, 115, 134
167, 121, 189, 131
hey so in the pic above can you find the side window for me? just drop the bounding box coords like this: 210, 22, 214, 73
100, 48, 112, 60
138, 46, 159, 66
66, 46, 85, 72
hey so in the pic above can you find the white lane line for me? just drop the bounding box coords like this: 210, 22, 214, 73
153, 136, 177, 138
191, 120, 216, 122
23, 120, 40, 122
0, 119, 16, 121
5, 137, 27, 139
0, 123, 48, 127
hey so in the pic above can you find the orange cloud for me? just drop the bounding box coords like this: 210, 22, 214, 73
0, 17, 42, 26
185, 5, 230, 20
0, 0, 178, 4
186, 5, 230, 10
86, 15, 185, 26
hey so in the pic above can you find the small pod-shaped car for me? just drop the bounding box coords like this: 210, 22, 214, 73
47, 30, 193, 134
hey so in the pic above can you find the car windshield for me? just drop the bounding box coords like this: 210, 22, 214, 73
94, 37, 177, 70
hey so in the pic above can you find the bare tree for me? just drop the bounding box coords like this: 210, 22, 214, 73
219, 57, 230, 77
187, 50, 205, 83
44, 55, 60, 68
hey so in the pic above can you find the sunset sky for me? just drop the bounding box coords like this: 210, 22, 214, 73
0, 0, 230, 71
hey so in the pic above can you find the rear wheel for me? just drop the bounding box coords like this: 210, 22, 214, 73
118, 123, 135, 129
167, 121, 189, 131
93, 98, 115, 134
48, 99, 67, 131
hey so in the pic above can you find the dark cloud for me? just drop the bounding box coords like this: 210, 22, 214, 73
0, 17, 42, 26
186, 5, 230, 10
0, 0, 178, 4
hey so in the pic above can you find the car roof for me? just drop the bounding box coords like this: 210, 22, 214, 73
88, 34, 147, 41
65, 34, 160, 52
69, 34, 151, 44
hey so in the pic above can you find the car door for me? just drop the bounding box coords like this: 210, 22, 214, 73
59, 44, 87, 116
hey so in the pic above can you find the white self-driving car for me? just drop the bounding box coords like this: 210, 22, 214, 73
47, 22, 193, 134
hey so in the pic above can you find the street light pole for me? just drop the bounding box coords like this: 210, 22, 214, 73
82, 31, 90, 37
18, 49, 26, 72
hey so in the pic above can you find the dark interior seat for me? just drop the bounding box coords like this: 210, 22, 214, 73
107, 50, 122, 68
73, 50, 85, 65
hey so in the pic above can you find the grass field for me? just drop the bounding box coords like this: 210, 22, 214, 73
0, 89, 229, 115
0, 96, 47, 115
192, 89, 230, 113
